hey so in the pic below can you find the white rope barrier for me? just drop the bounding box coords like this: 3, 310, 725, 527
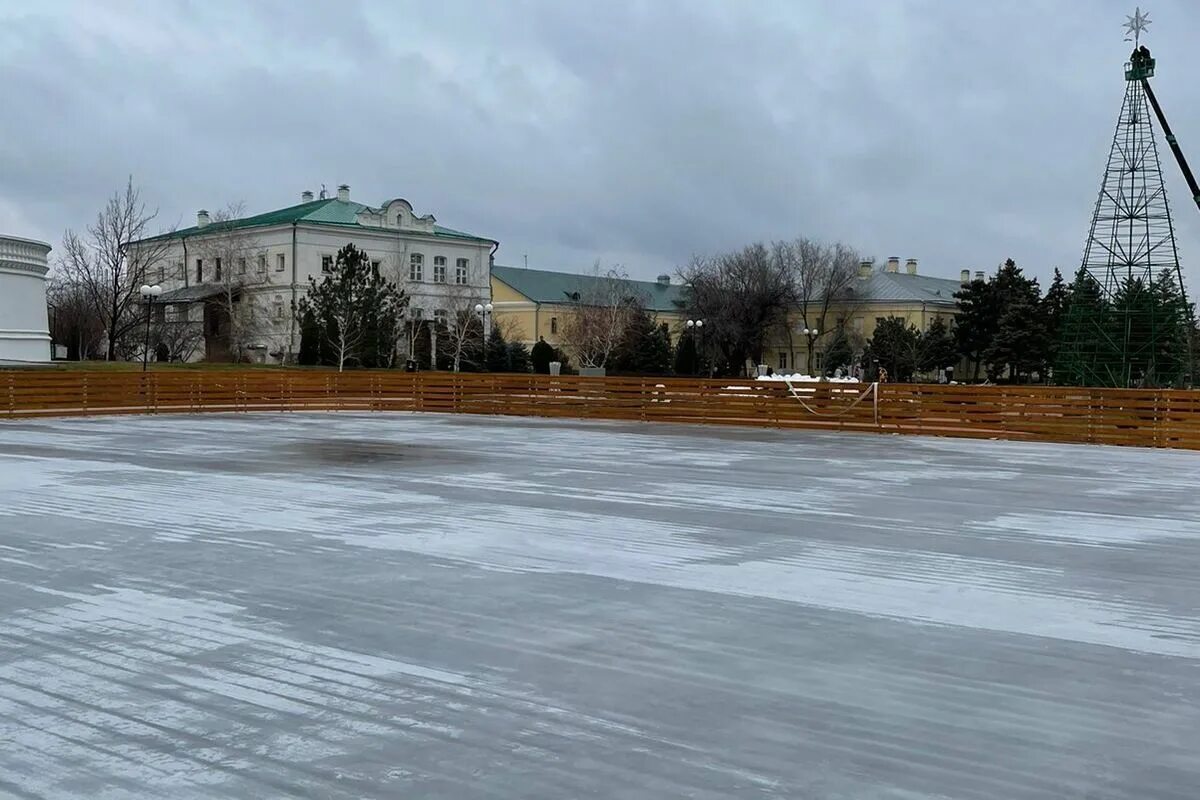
782, 380, 880, 426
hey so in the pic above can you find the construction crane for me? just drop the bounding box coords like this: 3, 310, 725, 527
1129, 46, 1200, 215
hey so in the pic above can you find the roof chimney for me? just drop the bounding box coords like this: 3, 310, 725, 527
301, 190, 314, 202
960, 269, 970, 284
337, 184, 350, 202
886, 256, 900, 273
975, 270, 985, 281
656, 274, 670, 286
858, 259, 873, 278
197, 209, 210, 228
905, 258, 917, 275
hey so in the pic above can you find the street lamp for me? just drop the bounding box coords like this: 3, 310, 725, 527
798, 325, 820, 376
475, 302, 494, 369
686, 319, 706, 377
139, 284, 162, 371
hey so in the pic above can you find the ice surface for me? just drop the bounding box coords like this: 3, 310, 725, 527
1, 412, 1199, 798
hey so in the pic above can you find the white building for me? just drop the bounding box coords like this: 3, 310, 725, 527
0, 234, 52, 364
132, 185, 498, 363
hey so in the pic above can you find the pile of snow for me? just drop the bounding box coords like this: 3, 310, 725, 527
755, 373, 861, 383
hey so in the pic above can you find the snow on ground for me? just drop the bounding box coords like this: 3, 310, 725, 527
755, 372, 860, 382
1, 412, 1199, 798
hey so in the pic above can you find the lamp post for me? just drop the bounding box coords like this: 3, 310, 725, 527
139, 284, 162, 372
800, 325, 819, 375
474, 302, 494, 369
686, 318, 705, 377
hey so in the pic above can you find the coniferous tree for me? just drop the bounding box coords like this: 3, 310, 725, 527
297, 306, 321, 366
1151, 268, 1190, 386
987, 299, 1049, 382
673, 330, 699, 376
1041, 268, 1070, 370
507, 340, 531, 373
917, 317, 958, 374
613, 309, 673, 375
864, 317, 920, 382
953, 277, 995, 380
484, 326, 509, 372
297, 243, 407, 371
820, 326, 858, 375
531, 338, 555, 374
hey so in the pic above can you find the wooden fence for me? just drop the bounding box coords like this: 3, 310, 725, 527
3, 369, 1200, 450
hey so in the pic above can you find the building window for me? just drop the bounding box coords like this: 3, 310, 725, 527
410, 307, 423, 320
433, 256, 447, 283
852, 317, 864, 334
238, 258, 247, 275
273, 295, 284, 320
321, 255, 334, 274
276, 254, 286, 272
410, 253, 424, 281
455, 258, 469, 285
258, 255, 267, 274
214, 257, 222, 282
155, 304, 167, 323
371, 259, 381, 278
550, 316, 558, 335
778, 351, 788, 370
157, 265, 165, 282
195, 258, 203, 283
434, 308, 448, 327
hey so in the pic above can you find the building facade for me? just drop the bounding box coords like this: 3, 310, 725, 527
132, 186, 497, 363
0, 234, 52, 364
490, 265, 685, 350
769, 257, 968, 376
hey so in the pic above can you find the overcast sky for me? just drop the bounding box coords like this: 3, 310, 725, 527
3, 0, 1199, 285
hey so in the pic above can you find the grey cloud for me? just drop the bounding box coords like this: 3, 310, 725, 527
2, 0, 1199, 286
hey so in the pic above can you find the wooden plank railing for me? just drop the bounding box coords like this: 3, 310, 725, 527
3, 369, 1200, 450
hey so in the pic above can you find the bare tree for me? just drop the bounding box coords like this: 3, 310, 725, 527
46, 275, 104, 360
559, 263, 643, 369
679, 244, 791, 376
775, 238, 862, 374
192, 203, 269, 362
438, 286, 487, 372
58, 177, 173, 360
150, 306, 204, 363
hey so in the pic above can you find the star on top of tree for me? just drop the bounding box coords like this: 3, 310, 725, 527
1124, 7, 1151, 45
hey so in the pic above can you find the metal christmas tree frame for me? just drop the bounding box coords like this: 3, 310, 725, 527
1057, 9, 1195, 388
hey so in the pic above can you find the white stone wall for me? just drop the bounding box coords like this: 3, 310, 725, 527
0, 235, 52, 363
139, 220, 494, 363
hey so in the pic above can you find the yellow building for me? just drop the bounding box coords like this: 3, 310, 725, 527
491, 258, 970, 377
491, 265, 685, 348
769, 257, 971, 375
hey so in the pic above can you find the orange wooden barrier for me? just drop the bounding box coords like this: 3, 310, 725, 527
3, 369, 1200, 451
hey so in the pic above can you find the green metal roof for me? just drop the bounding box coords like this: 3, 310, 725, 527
492, 265, 685, 312
849, 268, 963, 306
139, 198, 496, 244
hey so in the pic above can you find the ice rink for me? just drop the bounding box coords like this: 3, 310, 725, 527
1, 412, 1198, 798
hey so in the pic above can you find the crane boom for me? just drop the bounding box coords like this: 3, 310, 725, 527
1140, 77, 1200, 213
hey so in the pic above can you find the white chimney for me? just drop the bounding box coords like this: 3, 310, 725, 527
337, 184, 350, 202
960, 269, 970, 284
975, 270, 985, 281
197, 209, 210, 228
858, 259, 873, 278
886, 256, 900, 273
905, 258, 917, 275
301, 190, 314, 202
